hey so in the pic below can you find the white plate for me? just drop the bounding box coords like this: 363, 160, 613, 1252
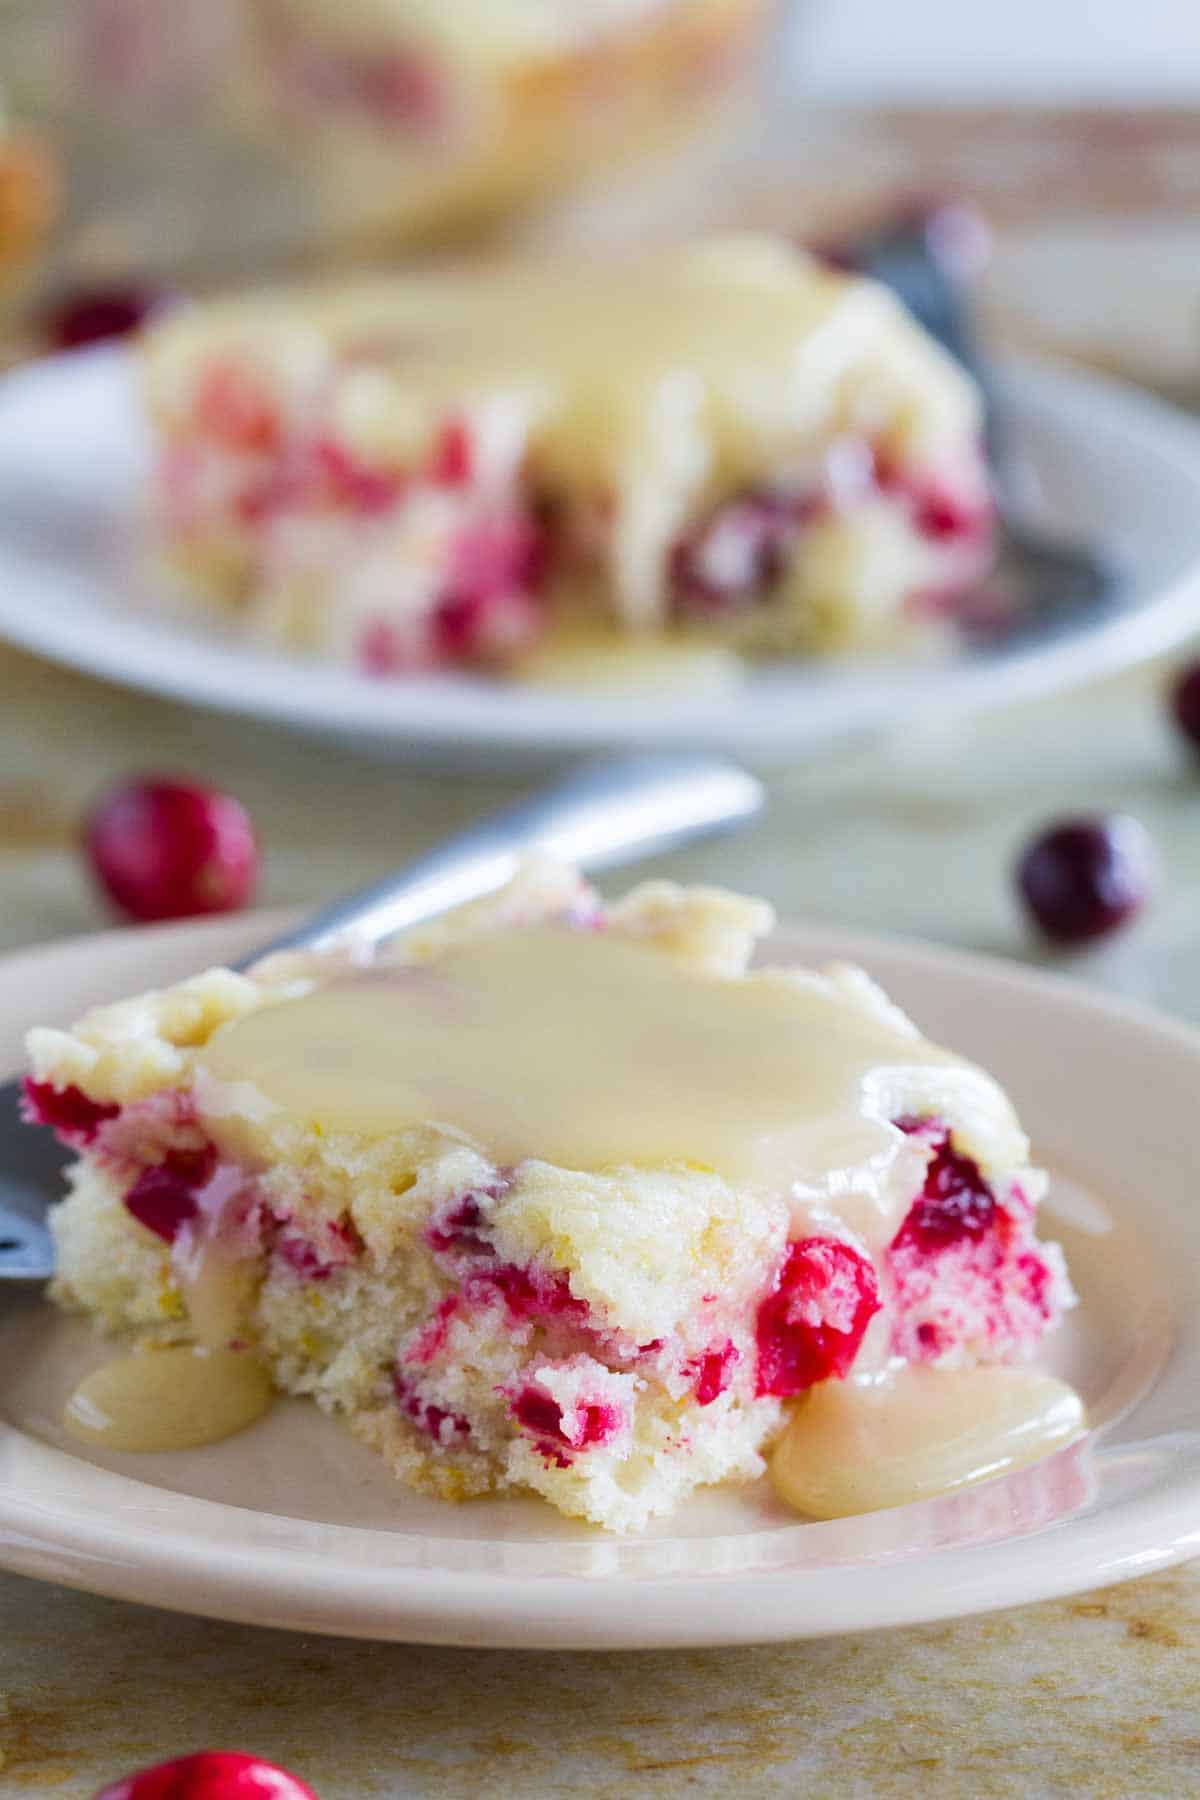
0, 348, 1199, 761
1, 909, 1197, 1648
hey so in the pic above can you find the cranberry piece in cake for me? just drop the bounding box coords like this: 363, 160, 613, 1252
755, 1238, 881, 1397
123, 1144, 217, 1243
21, 1078, 119, 1144
85, 776, 259, 922
43, 284, 171, 352
510, 1385, 621, 1452
1016, 814, 1156, 946
690, 1338, 740, 1404
891, 1131, 995, 1253
670, 491, 800, 614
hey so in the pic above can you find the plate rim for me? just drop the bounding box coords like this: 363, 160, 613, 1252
1, 347, 1200, 759
3, 906, 1200, 1647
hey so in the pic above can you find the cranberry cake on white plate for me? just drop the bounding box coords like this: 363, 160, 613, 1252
142, 236, 996, 680
25, 866, 1073, 1532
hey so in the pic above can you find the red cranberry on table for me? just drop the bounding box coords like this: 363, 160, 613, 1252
41, 285, 172, 353
84, 776, 259, 924
94, 1750, 318, 1800
1016, 814, 1157, 947
1169, 660, 1200, 754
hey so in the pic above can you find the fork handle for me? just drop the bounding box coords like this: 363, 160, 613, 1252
239, 752, 764, 967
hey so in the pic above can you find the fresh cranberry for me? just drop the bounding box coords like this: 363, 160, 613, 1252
670, 492, 799, 614
755, 1237, 880, 1398
1016, 814, 1156, 946
93, 1749, 318, 1800
43, 285, 170, 352
85, 776, 258, 923
891, 1130, 996, 1255
21, 1078, 119, 1144
1169, 660, 1200, 755
123, 1144, 216, 1242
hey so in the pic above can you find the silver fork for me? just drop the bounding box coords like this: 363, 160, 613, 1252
0, 751, 764, 1282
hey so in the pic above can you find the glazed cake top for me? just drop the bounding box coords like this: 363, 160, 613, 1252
195, 922, 1021, 1211
25, 871, 1036, 1279
145, 239, 979, 480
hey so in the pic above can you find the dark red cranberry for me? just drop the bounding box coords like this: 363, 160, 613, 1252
1016, 814, 1156, 946
93, 1749, 318, 1800
427, 1193, 495, 1259
123, 1145, 216, 1243
510, 1385, 621, 1452
755, 1237, 880, 1398
1169, 661, 1200, 754
511, 1387, 565, 1440
161, 1143, 218, 1187
42, 284, 171, 353
85, 776, 258, 923
891, 1132, 996, 1255
21, 1078, 119, 1144
670, 492, 799, 615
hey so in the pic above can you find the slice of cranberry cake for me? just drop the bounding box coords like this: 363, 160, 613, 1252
26, 865, 1072, 1532
142, 235, 995, 678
